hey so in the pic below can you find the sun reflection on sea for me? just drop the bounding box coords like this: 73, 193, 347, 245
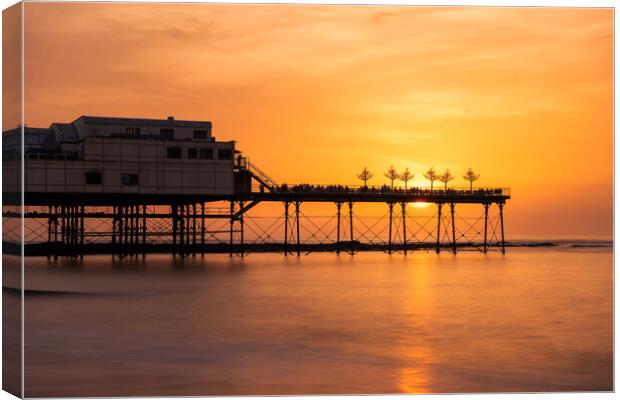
396, 256, 434, 393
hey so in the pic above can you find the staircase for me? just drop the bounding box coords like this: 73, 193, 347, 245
235, 156, 278, 192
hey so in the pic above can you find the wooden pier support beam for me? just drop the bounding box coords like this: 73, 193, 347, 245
142, 205, 147, 258
192, 203, 197, 256
450, 203, 457, 254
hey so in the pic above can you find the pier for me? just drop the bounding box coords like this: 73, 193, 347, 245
2, 115, 510, 258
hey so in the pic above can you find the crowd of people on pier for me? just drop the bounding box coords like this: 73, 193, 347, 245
273, 183, 504, 196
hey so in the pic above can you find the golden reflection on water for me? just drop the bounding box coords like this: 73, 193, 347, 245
397, 255, 433, 393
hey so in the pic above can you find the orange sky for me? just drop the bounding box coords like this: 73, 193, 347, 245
16, 3, 613, 238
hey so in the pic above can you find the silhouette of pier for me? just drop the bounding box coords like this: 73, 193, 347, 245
2, 116, 510, 258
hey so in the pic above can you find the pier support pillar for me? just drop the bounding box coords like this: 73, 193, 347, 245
450, 203, 457, 254
348, 201, 354, 255
142, 205, 147, 258
483, 203, 490, 254
79, 206, 85, 259
335, 202, 342, 254
295, 201, 301, 256
283, 201, 290, 255
192, 203, 197, 256
499, 202, 506, 254
201, 203, 206, 258
387, 202, 394, 254
229, 201, 234, 257
436, 203, 443, 253
172, 204, 178, 258
401, 202, 407, 255
239, 201, 245, 257
47, 206, 52, 259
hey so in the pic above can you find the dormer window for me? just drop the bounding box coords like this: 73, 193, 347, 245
126, 127, 141, 136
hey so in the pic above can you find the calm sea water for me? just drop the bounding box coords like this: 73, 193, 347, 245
14, 246, 613, 396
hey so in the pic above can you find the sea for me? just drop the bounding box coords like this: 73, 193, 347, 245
4, 241, 614, 396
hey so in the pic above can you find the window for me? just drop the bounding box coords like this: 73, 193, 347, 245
126, 127, 141, 136
167, 146, 182, 159
122, 173, 139, 185
217, 149, 232, 160
85, 171, 102, 184
187, 148, 198, 159
199, 148, 213, 160
160, 128, 175, 139
193, 130, 209, 139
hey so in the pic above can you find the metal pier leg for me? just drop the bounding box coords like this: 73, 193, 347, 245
79, 206, 84, 259
185, 204, 191, 257
336, 202, 342, 254
201, 202, 205, 258
483, 203, 489, 254
499, 202, 506, 254
436, 203, 442, 253
178, 205, 183, 257
142, 205, 147, 258
388, 202, 393, 254
112, 206, 117, 250
192, 203, 197, 256
53, 206, 59, 260
283, 202, 290, 255
239, 201, 245, 257
229, 201, 234, 257
172, 204, 178, 258
60, 205, 66, 255
135, 205, 140, 257
295, 202, 302, 256
118, 206, 123, 258
348, 201, 354, 255
450, 203, 456, 254
47, 206, 52, 259
402, 202, 407, 255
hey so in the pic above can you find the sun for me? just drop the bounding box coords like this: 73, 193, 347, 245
411, 202, 430, 208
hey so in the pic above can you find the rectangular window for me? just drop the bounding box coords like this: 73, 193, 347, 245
193, 130, 209, 139
85, 171, 102, 185
187, 148, 198, 159
126, 127, 141, 136
217, 149, 232, 160
121, 173, 139, 185
167, 146, 182, 159
199, 148, 213, 160
160, 128, 174, 139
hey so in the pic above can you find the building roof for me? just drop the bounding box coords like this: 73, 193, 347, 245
74, 115, 212, 129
